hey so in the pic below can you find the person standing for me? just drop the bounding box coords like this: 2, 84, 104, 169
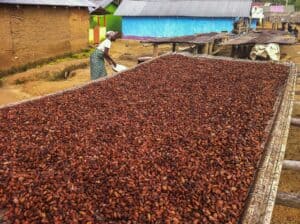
90, 31, 118, 80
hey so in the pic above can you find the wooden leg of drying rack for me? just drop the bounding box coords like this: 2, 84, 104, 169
208, 42, 214, 55
291, 118, 300, 127
203, 43, 209, 54
172, 43, 176, 52
282, 160, 300, 171
276, 192, 300, 209
153, 44, 158, 57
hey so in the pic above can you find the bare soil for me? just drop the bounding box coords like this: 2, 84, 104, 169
0, 39, 170, 105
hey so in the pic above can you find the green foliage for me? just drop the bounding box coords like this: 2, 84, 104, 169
106, 15, 122, 32
105, 3, 117, 14
294, 0, 300, 10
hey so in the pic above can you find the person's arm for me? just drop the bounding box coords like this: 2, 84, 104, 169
103, 47, 116, 67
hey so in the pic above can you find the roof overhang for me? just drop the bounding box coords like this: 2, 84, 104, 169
0, 0, 95, 7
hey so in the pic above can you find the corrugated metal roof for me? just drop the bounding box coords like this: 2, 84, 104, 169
115, 0, 252, 17
0, 0, 94, 7
91, 0, 113, 8
89, 0, 114, 13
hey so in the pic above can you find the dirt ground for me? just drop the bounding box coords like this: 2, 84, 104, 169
0, 39, 299, 223
0, 40, 170, 105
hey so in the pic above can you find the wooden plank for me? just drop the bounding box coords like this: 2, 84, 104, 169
276, 192, 300, 209
203, 43, 209, 54
282, 160, 300, 171
291, 118, 300, 127
94, 26, 100, 44
208, 42, 214, 55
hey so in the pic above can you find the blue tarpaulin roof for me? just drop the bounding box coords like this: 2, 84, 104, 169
0, 0, 94, 7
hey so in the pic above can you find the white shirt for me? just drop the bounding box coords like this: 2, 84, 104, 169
97, 39, 111, 52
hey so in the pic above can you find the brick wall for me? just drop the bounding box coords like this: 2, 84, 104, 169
0, 5, 89, 72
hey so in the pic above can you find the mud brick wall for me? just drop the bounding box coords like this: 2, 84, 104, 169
0, 5, 89, 72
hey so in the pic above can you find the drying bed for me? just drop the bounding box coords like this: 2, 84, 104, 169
0, 55, 293, 223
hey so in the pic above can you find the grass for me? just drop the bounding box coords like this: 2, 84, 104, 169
0, 48, 93, 77
10, 61, 89, 84
46, 62, 89, 82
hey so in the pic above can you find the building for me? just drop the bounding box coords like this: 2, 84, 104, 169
0, 0, 93, 72
115, 0, 253, 38
89, 0, 122, 43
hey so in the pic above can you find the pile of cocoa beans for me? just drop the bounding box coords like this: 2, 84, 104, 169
0, 55, 289, 223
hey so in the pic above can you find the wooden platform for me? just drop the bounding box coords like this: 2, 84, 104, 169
141, 32, 230, 56
240, 60, 297, 223
182, 54, 297, 223
222, 30, 297, 46
0, 54, 297, 224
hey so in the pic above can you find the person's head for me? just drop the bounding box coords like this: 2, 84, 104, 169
106, 31, 119, 41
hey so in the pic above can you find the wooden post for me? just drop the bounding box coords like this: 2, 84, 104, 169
245, 45, 250, 58
197, 45, 202, 54
236, 45, 241, 58
291, 118, 300, 127
276, 192, 300, 209
240, 45, 245, 58
193, 46, 198, 55
172, 43, 176, 52
272, 22, 275, 30
203, 43, 209, 54
153, 44, 159, 57
247, 17, 251, 33
245, 45, 249, 58
282, 160, 300, 171
208, 42, 214, 55
231, 45, 237, 58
